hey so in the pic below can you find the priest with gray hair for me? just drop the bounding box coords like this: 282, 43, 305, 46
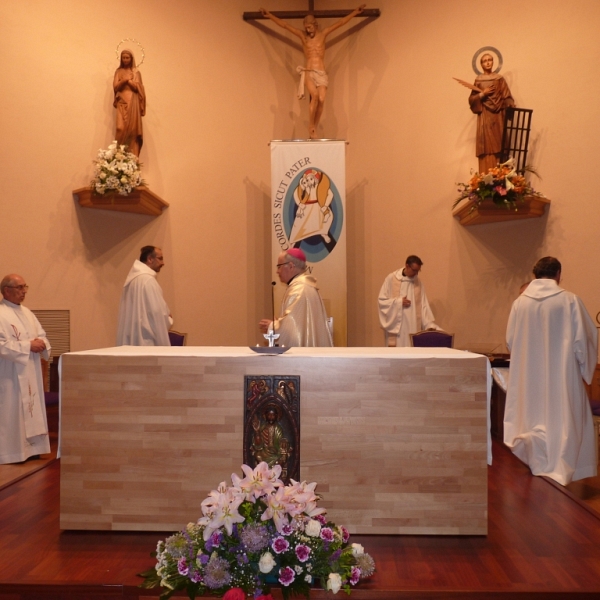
0, 274, 51, 464
259, 248, 333, 347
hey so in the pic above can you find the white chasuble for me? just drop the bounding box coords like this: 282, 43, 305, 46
116, 260, 172, 346
378, 270, 439, 347
272, 272, 333, 348
504, 279, 598, 485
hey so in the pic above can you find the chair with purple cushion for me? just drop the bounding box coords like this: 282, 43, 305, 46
410, 330, 454, 348
42, 357, 60, 406
168, 330, 187, 346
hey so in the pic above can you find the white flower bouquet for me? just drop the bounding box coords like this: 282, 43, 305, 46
138, 462, 375, 599
90, 141, 145, 196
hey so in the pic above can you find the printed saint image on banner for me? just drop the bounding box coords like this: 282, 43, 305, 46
283, 167, 343, 263
271, 140, 347, 345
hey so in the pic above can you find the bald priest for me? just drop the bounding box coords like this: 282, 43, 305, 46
0, 274, 51, 464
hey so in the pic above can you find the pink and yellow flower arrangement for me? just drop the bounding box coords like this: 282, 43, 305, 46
139, 462, 375, 599
454, 158, 541, 210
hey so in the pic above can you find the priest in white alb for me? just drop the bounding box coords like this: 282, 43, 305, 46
504, 256, 598, 485
0, 274, 51, 464
378, 255, 441, 347
259, 248, 333, 347
116, 245, 173, 346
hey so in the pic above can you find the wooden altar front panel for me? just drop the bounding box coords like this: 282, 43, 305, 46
59, 348, 488, 535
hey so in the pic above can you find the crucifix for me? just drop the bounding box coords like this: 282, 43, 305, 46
244, 2, 380, 139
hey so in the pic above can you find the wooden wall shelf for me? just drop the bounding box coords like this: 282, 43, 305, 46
73, 186, 169, 216
452, 195, 551, 226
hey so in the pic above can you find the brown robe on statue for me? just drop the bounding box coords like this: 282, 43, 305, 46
113, 50, 146, 156
469, 73, 514, 173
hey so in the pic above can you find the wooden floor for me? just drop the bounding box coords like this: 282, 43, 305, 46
562, 471, 600, 515
2, 431, 600, 598
0, 406, 59, 492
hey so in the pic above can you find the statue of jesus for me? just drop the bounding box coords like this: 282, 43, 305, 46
260, 5, 366, 139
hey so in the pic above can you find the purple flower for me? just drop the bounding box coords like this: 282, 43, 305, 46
199, 553, 209, 565
281, 523, 294, 536
205, 531, 222, 553
190, 570, 203, 583
177, 557, 189, 576
237, 553, 249, 564
240, 523, 270, 553
340, 526, 349, 543
295, 544, 311, 562
320, 527, 334, 542
328, 549, 341, 565
204, 556, 231, 589
315, 514, 327, 525
350, 566, 361, 585
279, 566, 295, 586
272, 536, 290, 554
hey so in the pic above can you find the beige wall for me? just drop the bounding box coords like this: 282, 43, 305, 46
1, 0, 598, 353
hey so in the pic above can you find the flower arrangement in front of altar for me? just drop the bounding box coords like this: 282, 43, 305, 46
90, 140, 145, 196
454, 157, 542, 210
138, 462, 375, 600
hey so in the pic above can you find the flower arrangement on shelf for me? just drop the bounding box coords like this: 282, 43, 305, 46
90, 140, 145, 196
138, 462, 375, 600
454, 158, 542, 210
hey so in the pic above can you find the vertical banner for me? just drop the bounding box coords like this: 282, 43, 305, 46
270, 140, 347, 346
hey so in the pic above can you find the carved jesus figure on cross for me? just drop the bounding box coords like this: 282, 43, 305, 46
260, 5, 366, 139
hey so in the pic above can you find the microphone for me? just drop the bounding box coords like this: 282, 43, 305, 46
271, 281, 277, 336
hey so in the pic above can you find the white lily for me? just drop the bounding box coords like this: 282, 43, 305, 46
285, 480, 326, 518
200, 481, 230, 516
261, 486, 295, 532
231, 462, 283, 500
483, 173, 494, 185
202, 489, 245, 540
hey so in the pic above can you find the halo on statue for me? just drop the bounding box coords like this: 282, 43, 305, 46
472, 46, 503, 75
115, 38, 146, 66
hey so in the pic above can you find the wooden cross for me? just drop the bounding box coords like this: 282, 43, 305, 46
245, 2, 379, 137
243, 1, 380, 21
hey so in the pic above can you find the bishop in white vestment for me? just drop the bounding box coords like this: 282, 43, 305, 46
259, 249, 333, 347
0, 274, 51, 464
378, 255, 440, 347
504, 257, 598, 485
116, 246, 172, 346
